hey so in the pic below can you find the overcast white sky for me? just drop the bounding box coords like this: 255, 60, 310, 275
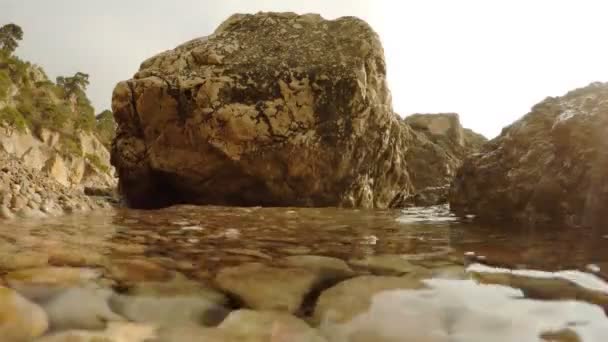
2, 0, 607, 137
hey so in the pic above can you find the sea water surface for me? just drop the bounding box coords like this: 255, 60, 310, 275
1, 205, 607, 341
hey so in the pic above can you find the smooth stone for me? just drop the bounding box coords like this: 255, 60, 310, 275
48, 249, 107, 267
0, 251, 49, 271
312, 276, 425, 325
110, 243, 147, 255
349, 255, 430, 276
278, 255, 355, 282
43, 286, 125, 330
156, 310, 326, 342
4, 267, 101, 301
224, 248, 273, 260
15, 207, 47, 219
107, 259, 172, 283
0, 205, 14, 219
34, 322, 156, 342
110, 294, 228, 328
215, 262, 322, 313
125, 273, 227, 305
281, 246, 313, 255
0, 285, 49, 340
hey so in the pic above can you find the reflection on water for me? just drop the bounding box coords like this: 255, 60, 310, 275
0, 205, 607, 341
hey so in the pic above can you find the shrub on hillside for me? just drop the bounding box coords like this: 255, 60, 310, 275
0, 106, 27, 132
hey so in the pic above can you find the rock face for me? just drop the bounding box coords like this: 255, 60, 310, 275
0, 126, 115, 189
390, 113, 486, 207
450, 83, 608, 227
112, 12, 479, 209
0, 150, 112, 219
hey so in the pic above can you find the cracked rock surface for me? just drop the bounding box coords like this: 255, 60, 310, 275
111, 12, 480, 208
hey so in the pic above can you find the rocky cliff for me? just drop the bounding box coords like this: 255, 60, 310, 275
112, 12, 483, 209
0, 49, 116, 217
450, 82, 608, 227
0, 52, 115, 191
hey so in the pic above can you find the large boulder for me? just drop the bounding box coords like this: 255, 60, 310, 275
112, 12, 425, 208
450, 82, 608, 227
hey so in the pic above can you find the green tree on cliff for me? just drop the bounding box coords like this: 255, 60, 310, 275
0, 23, 23, 55
56, 72, 90, 98
95, 109, 116, 148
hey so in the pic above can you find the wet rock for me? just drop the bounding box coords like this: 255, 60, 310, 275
278, 255, 355, 283
125, 273, 227, 304
156, 309, 326, 342
0, 285, 49, 341
4, 267, 102, 301
107, 259, 172, 283
450, 83, 608, 227
34, 322, 156, 342
0, 205, 14, 219
467, 263, 608, 309
282, 246, 313, 255
111, 12, 481, 209
43, 286, 125, 330
110, 294, 228, 328
388, 113, 486, 208
312, 276, 424, 325
540, 329, 582, 342
0, 251, 49, 270
349, 255, 430, 276
110, 274, 229, 327
215, 262, 324, 313
389, 185, 450, 208
224, 248, 273, 260
321, 278, 608, 342
47, 249, 107, 267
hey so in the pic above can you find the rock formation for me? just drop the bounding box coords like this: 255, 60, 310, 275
0, 126, 114, 189
0, 149, 112, 219
0, 46, 117, 217
0, 52, 116, 191
450, 82, 608, 227
112, 12, 483, 209
389, 113, 486, 207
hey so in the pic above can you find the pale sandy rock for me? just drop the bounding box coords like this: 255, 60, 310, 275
278, 255, 355, 282
110, 293, 228, 328
43, 286, 125, 330
0, 285, 49, 341
215, 262, 323, 313
312, 276, 424, 325
34, 322, 156, 342
0, 250, 49, 270
106, 258, 172, 284
4, 266, 102, 301
125, 272, 227, 305
156, 309, 326, 342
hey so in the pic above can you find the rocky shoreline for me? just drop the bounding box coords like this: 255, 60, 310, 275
1, 250, 604, 341
0, 149, 114, 219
